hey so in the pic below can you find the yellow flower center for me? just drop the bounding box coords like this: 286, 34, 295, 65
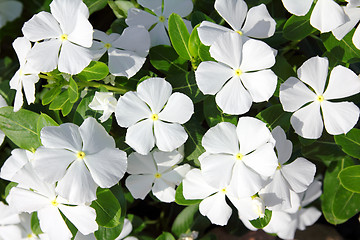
77, 151, 86, 159
234, 68, 243, 76
159, 16, 165, 22
236, 30, 243, 36
235, 153, 243, 160
316, 95, 324, 102
221, 188, 227, 194
155, 173, 161, 178
276, 163, 281, 170
51, 199, 59, 207
19, 69, 24, 76
104, 43, 112, 49
60, 34, 68, 41
151, 114, 159, 121
27, 234, 33, 238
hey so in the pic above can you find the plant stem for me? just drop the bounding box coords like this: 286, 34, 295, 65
77, 81, 131, 94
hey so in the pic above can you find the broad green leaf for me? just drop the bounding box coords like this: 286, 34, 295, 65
111, 184, 127, 217
149, 45, 188, 74
31, 212, 43, 235
334, 128, 360, 159
68, 76, 79, 103
271, 55, 296, 96
171, 205, 199, 237
108, 0, 135, 18
83, 0, 107, 14
339, 165, 360, 193
321, 158, 360, 224
203, 96, 238, 128
111, 18, 128, 35
91, 188, 122, 228
0, 107, 41, 151
127, 214, 146, 234
168, 13, 191, 60
250, 209, 272, 229
198, 43, 215, 62
77, 61, 109, 81
95, 224, 123, 240
0, 80, 15, 105
73, 92, 112, 132
322, 28, 360, 63
49, 91, 73, 117
283, 10, 315, 41
166, 71, 205, 103
183, 119, 205, 165
188, 25, 201, 58
156, 232, 176, 240
256, 104, 292, 131
190, 11, 215, 27
175, 183, 202, 206
37, 113, 58, 143
42, 86, 62, 105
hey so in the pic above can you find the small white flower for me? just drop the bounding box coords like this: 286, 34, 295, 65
281, 0, 348, 33
0, 0, 22, 28
115, 78, 194, 155
126, 0, 193, 47
196, 31, 277, 115
280, 56, 360, 139
197, 0, 276, 46
33, 117, 127, 203
22, 0, 93, 74
10, 37, 40, 112
126, 150, 190, 203
89, 92, 117, 122
90, 26, 150, 78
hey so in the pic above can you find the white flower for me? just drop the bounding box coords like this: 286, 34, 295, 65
115, 78, 194, 155
33, 117, 127, 203
279, 56, 360, 139
90, 26, 150, 78
0, 201, 22, 240
22, 0, 93, 74
88, 92, 117, 122
0, 149, 97, 240
260, 126, 316, 211
125, 150, 190, 203
126, 0, 193, 47
199, 117, 278, 199
197, 0, 276, 46
0, 95, 7, 144
9, 37, 40, 112
281, 0, 348, 33
195, 31, 277, 115
332, 2, 360, 49
229, 195, 267, 222
0, 0, 22, 28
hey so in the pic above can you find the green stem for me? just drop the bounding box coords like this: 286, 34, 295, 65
38, 74, 57, 81
77, 81, 131, 94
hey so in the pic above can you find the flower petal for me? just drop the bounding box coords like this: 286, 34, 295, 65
153, 150, 183, 173
154, 121, 188, 152
215, 0, 247, 31
40, 123, 82, 151
58, 40, 93, 74
12, 37, 31, 66
162, 164, 190, 185
240, 70, 277, 102
158, 93, 194, 124
55, 160, 98, 204
199, 192, 232, 226
0, 149, 29, 182
279, 77, 317, 112
323, 65, 360, 100
291, 102, 323, 139
240, 39, 276, 72
297, 56, 328, 95
125, 174, 154, 199
137, 0, 162, 16
26, 39, 61, 73
243, 143, 278, 177
332, 6, 360, 40
152, 178, 176, 202
163, 0, 193, 17
321, 100, 359, 135
237, 117, 273, 155
298, 207, 322, 230
242, 4, 276, 38
215, 76, 252, 115
195, 61, 234, 95
202, 122, 239, 154
125, 8, 158, 30
108, 49, 147, 78
272, 126, 293, 165
67, 13, 93, 48
127, 152, 157, 175
149, 22, 170, 46
182, 169, 218, 200
281, 0, 313, 16
197, 21, 229, 46
50, 0, 83, 34
302, 179, 322, 206
22, 74, 39, 105
112, 26, 150, 57
38, 207, 73, 240
7, 187, 50, 213
126, 119, 155, 155
22, 12, 62, 41
352, 23, 360, 49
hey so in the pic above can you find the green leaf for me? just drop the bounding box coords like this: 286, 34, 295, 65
4, 182, 17, 199
37, 113, 58, 142
321, 158, 360, 224
49, 91, 73, 117
271, 55, 296, 96
166, 71, 205, 103
68, 76, 79, 103
283, 10, 315, 41
42, 86, 62, 105
108, 0, 135, 18
91, 188, 122, 228
339, 165, 360, 193
0, 107, 41, 151
83, 0, 108, 14
256, 104, 292, 131
190, 11, 214, 27
168, 13, 191, 60
203, 96, 238, 128
198, 43, 215, 62
31, 212, 43, 235
77, 61, 109, 81
250, 209, 272, 229
95, 224, 123, 240
171, 205, 199, 237
322, 28, 360, 63
149, 45, 188, 74
175, 183, 202, 206
156, 232, 176, 240
188, 25, 201, 58
0, 80, 15, 105
183, 119, 205, 165
334, 128, 360, 159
